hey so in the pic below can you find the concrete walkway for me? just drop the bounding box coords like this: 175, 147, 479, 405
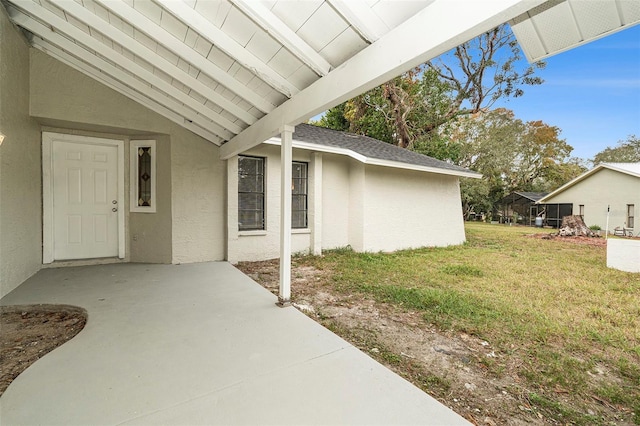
0, 262, 468, 425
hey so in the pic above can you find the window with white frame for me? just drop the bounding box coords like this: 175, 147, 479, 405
292, 162, 308, 229
238, 156, 265, 231
628, 204, 635, 228
130, 140, 156, 213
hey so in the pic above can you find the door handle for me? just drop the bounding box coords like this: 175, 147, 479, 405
112, 200, 118, 204
112, 208, 118, 212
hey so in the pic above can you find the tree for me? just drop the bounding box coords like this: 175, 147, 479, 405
314, 102, 350, 132
453, 109, 523, 214
592, 135, 640, 164
451, 109, 582, 215
541, 157, 588, 191
424, 25, 544, 131
506, 120, 573, 191
315, 25, 545, 157
460, 178, 492, 220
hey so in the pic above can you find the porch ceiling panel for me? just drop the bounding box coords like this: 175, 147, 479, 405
5, 0, 592, 154
511, 0, 640, 62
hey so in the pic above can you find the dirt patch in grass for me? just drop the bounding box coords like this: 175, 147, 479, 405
239, 260, 535, 425
0, 304, 87, 396
237, 258, 638, 425
525, 233, 608, 247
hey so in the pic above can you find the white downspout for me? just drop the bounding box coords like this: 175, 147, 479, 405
278, 125, 294, 306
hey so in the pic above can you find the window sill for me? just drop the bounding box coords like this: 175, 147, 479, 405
292, 228, 311, 234
239, 230, 268, 237
238, 228, 311, 237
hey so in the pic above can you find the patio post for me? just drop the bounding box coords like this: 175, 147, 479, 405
278, 124, 294, 306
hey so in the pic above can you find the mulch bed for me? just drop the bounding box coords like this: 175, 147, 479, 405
0, 304, 87, 396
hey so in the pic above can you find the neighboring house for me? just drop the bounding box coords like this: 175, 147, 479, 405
498, 192, 548, 225
227, 124, 480, 263
537, 163, 640, 233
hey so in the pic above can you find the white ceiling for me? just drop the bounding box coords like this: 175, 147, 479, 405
3, 0, 637, 158
511, 0, 640, 62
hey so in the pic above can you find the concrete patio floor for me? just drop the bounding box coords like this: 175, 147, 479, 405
0, 262, 468, 425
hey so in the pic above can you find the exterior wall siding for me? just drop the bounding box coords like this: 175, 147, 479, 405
0, 8, 43, 298
362, 165, 466, 251
542, 168, 640, 233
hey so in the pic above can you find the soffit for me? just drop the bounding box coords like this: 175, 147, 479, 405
511, 0, 640, 62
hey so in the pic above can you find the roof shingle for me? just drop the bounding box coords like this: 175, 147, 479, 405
293, 124, 477, 176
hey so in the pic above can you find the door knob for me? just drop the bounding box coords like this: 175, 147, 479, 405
112, 200, 118, 204
112, 208, 118, 212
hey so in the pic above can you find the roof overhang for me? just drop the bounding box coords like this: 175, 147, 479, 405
263, 138, 483, 179
510, 0, 640, 62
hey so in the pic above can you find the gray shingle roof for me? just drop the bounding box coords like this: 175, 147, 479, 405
513, 192, 548, 202
293, 124, 478, 176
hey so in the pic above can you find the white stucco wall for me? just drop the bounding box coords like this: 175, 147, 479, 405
348, 160, 366, 252
29, 50, 226, 264
362, 165, 466, 251
321, 154, 351, 250
543, 168, 639, 234
171, 127, 225, 263
607, 239, 640, 273
0, 8, 43, 298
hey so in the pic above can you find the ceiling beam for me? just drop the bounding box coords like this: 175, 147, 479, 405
229, 0, 332, 77
326, 0, 388, 43
94, 0, 276, 114
9, 1, 242, 137
9, 8, 227, 143
27, 36, 220, 144
34, 40, 221, 144
220, 0, 547, 160
50, 0, 259, 126
156, 0, 298, 98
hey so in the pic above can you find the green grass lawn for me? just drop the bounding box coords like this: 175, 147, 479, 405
300, 222, 640, 424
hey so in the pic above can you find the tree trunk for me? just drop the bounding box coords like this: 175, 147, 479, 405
557, 215, 597, 237
384, 82, 412, 149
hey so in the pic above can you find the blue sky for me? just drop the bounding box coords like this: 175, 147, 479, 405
495, 24, 640, 161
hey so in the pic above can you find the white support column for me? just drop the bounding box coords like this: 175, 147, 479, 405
309, 152, 323, 256
278, 125, 295, 306
226, 156, 239, 264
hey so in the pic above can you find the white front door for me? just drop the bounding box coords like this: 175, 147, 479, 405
46, 135, 123, 260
